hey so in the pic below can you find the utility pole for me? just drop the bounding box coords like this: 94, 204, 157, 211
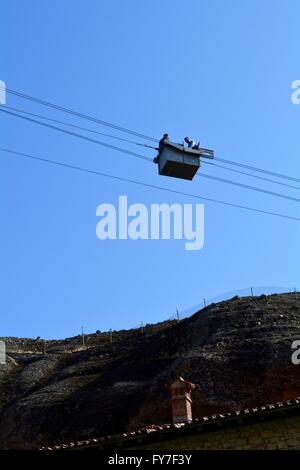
109, 328, 113, 343
176, 309, 180, 321
81, 326, 85, 347
203, 297, 207, 307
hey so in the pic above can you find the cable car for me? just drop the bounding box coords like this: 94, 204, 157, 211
155, 139, 214, 181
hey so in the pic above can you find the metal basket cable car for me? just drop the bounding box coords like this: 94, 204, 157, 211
154, 134, 214, 181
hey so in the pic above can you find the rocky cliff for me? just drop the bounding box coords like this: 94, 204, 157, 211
0, 293, 299, 449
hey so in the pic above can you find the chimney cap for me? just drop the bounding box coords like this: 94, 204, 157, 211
169, 376, 195, 390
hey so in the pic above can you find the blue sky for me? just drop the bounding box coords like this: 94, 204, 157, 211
1, 0, 299, 339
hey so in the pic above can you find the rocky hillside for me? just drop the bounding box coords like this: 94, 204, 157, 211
0, 293, 300, 449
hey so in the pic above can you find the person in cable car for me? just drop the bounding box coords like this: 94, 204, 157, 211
184, 136, 200, 150
159, 133, 169, 149
154, 133, 169, 163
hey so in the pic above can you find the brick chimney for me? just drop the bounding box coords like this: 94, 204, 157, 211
169, 376, 195, 424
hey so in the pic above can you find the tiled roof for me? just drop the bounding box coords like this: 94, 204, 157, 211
39, 397, 300, 451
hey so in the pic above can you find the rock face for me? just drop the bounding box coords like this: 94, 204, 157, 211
0, 293, 300, 449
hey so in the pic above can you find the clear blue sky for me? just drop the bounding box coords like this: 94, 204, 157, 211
1, 0, 299, 339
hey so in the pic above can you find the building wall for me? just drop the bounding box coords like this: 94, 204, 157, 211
130, 414, 300, 450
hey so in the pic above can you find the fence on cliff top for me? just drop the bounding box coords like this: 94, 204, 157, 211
2, 286, 299, 355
